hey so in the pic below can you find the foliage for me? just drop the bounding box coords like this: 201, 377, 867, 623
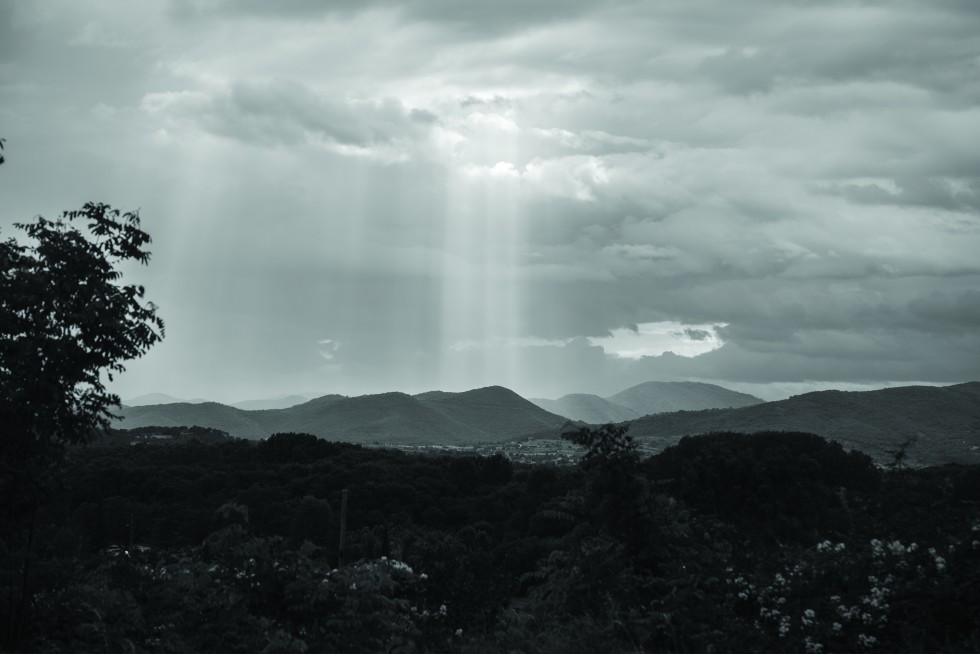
560, 422, 637, 470
7, 431, 980, 652
644, 431, 880, 542
1, 143, 164, 647
1, 202, 164, 476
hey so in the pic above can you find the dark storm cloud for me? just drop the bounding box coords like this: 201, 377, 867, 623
827, 176, 980, 212
908, 289, 980, 330
694, 13, 980, 99
169, 0, 598, 35
682, 329, 712, 342
143, 79, 436, 153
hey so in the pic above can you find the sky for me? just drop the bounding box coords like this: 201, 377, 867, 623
1, 0, 978, 403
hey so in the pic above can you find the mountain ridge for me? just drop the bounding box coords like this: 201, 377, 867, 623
115, 386, 568, 444
622, 382, 980, 467
530, 381, 764, 423
115, 381, 980, 466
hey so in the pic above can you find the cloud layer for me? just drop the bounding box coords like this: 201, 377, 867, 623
1, 0, 977, 401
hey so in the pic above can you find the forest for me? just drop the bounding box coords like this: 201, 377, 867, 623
2, 426, 978, 653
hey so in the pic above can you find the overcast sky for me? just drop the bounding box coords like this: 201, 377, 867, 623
1, 0, 978, 403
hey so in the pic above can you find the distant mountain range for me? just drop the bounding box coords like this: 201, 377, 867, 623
229, 395, 314, 411
115, 386, 568, 444
123, 393, 209, 406
530, 381, 764, 423
619, 382, 980, 467
117, 381, 980, 466
124, 393, 314, 411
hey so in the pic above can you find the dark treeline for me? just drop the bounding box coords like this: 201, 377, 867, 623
7, 429, 980, 653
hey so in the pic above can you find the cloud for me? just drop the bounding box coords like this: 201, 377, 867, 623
317, 339, 339, 360
141, 79, 438, 161
590, 322, 726, 359
169, 0, 601, 37
4, 0, 979, 402
826, 175, 980, 212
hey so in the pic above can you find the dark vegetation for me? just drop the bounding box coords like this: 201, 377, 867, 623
1, 428, 977, 653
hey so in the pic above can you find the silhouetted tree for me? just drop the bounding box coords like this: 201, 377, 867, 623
561, 422, 637, 471
1, 197, 164, 646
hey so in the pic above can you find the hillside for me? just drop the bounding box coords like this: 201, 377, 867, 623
123, 393, 200, 407
421, 386, 568, 438
625, 382, 980, 466
608, 381, 764, 416
231, 394, 313, 410
530, 382, 764, 423
115, 387, 567, 444
531, 393, 641, 424
116, 402, 269, 438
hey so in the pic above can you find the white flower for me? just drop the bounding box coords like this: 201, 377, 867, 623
778, 616, 791, 636
858, 633, 877, 648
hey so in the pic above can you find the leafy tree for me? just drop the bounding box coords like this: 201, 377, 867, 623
1, 189, 164, 645
560, 422, 637, 471
1, 202, 164, 476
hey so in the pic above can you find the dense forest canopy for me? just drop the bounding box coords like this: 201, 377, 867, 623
4, 428, 977, 653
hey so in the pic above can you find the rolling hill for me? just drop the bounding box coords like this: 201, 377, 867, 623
115, 386, 568, 444
530, 381, 764, 423
422, 386, 570, 438
623, 382, 980, 467
531, 394, 641, 424
608, 381, 764, 416
116, 402, 269, 437
231, 394, 313, 410
122, 393, 207, 407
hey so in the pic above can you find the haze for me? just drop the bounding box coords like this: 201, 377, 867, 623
1, 0, 977, 404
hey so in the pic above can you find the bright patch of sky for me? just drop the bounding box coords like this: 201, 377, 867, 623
590, 322, 726, 359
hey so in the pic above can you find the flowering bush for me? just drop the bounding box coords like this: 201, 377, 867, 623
728, 526, 977, 652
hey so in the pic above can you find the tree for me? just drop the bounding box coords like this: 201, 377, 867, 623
561, 422, 637, 471
0, 202, 164, 475
1, 195, 164, 646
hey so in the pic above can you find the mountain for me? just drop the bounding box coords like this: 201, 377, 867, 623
607, 381, 764, 416
422, 386, 569, 439
116, 402, 269, 437
122, 393, 203, 407
624, 382, 980, 467
115, 386, 568, 444
529, 382, 764, 423
231, 395, 313, 411
531, 394, 641, 424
